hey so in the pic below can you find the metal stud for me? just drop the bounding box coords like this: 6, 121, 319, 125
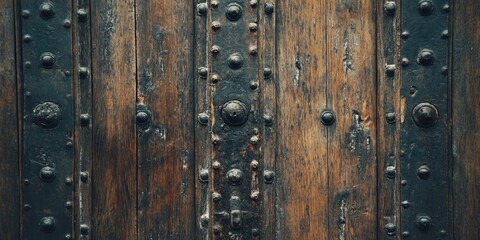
250, 191, 260, 201
199, 169, 209, 182
39, 2, 55, 19
197, 113, 209, 125
80, 224, 89, 235
212, 192, 222, 202
442, 4, 450, 13
212, 161, 221, 170
441, 66, 448, 75
401, 57, 410, 66
417, 165, 431, 180
80, 171, 89, 183
252, 228, 260, 236
136, 110, 151, 125
264, 170, 274, 184
412, 102, 439, 128
22, 10, 31, 19
197, 3, 208, 16
385, 64, 395, 76
265, 3, 274, 15
409, 86, 417, 95
419, 0, 434, 16
80, 113, 90, 126
417, 49, 435, 66
249, 46, 258, 55
65, 201, 73, 209
250, 160, 259, 170
39, 166, 56, 182
221, 100, 249, 126
402, 231, 410, 238
264, 67, 272, 78
33, 102, 62, 128
441, 30, 449, 39
249, 23, 258, 32
264, 113, 273, 126
250, 81, 258, 90
211, 21, 221, 31
23, 34, 32, 43
226, 169, 244, 185
385, 166, 396, 179
416, 215, 432, 231
386, 112, 396, 124
212, 135, 221, 145
384, 1, 396, 15
401, 200, 410, 208
200, 214, 209, 227
198, 67, 208, 78
65, 234, 72, 240
39, 217, 56, 233
63, 19, 72, 28
227, 53, 244, 69
211, 45, 220, 54
401, 180, 407, 186
211, 73, 221, 83
79, 67, 89, 78
225, 3, 243, 21
65, 177, 73, 186
250, 0, 258, 8
401, 31, 410, 39
320, 110, 335, 126
77, 9, 88, 22
385, 223, 396, 236
40, 52, 56, 69
213, 224, 222, 234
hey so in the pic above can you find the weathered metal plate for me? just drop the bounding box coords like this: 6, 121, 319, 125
209, 0, 261, 238
400, 0, 449, 239
21, 1, 74, 239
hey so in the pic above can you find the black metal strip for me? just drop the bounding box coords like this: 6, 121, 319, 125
400, 0, 450, 239
209, 0, 261, 238
20, 1, 74, 239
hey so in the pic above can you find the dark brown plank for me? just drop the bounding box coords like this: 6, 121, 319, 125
327, 0, 377, 239
452, 0, 480, 239
0, 1, 19, 239
276, 0, 329, 238
377, 0, 401, 239
136, 0, 195, 238
90, 0, 137, 239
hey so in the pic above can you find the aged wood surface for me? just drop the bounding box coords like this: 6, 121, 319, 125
90, 0, 137, 239
452, 0, 480, 239
276, 0, 329, 238
377, 0, 401, 239
0, 1, 19, 239
136, 0, 196, 239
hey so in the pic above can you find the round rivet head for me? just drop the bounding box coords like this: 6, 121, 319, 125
211, 21, 221, 31
65, 201, 72, 209
412, 102, 439, 128
417, 49, 435, 66
264, 67, 272, 78
79, 67, 89, 78
401, 200, 410, 208
442, 4, 450, 13
249, 23, 258, 32
80, 113, 90, 126
264, 113, 273, 126
198, 67, 208, 78
225, 3, 243, 21
416, 215, 432, 231
385, 166, 396, 179
264, 170, 275, 184
65, 234, 72, 240
417, 165, 431, 180
250, 191, 260, 201
212, 161, 221, 170
23, 34, 32, 42
250, 160, 259, 170
252, 228, 259, 236
136, 111, 150, 125
63, 19, 72, 28
250, 81, 258, 90
211, 73, 221, 83
221, 100, 249, 126
212, 192, 222, 202
211, 45, 220, 54
65, 177, 73, 185
320, 110, 336, 126
197, 3, 208, 15
384, 1, 396, 15
385, 223, 396, 236
401, 57, 410, 66
80, 224, 89, 235
39, 3, 55, 19
227, 53, 244, 69
200, 214, 209, 227
385, 64, 395, 76
40, 52, 55, 69
441, 29, 449, 39
197, 113, 209, 125
80, 171, 89, 183
419, 0, 434, 16
250, 1, 258, 8
199, 169, 209, 182
226, 169, 244, 185
402, 231, 410, 238
33, 102, 62, 128
213, 224, 222, 234
22, 10, 31, 19
401, 31, 410, 39
39, 217, 56, 233
77, 9, 88, 22
39, 167, 55, 182
386, 112, 396, 124
265, 3, 274, 15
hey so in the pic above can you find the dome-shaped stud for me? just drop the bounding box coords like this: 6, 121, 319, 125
212, 192, 222, 202
225, 3, 243, 21
221, 100, 249, 126
33, 102, 62, 128
419, 0, 434, 16
39, 216, 56, 233
200, 214, 209, 227
40, 52, 55, 69
264, 113, 273, 126
417, 165, 431, 180
385, 166, 396, 179
385, 223, 396, 236
417, 49, 435, 66
197, 3, 208, 16
39, 2, 55, 19
80, 113, 90, 126
227, 53, 244, 69
384, 1, 396, 15
39, 167, 55, 182
226, 169, 244, 185
198, 67, 208, 78
416, 215, 432, 231
320, 110, 336, 126
265, 3, 274, 15
199, 169, 209, 183
412, 102, 439, 128
80, 224, 89, 235
197, 113, 209, 125
264, 170, 275, 184
135, 111, 150, 125
264, 67, 272, 78
386, 112, 396, 124
77, 9, 88, 22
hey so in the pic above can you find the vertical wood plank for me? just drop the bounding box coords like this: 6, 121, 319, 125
327, 0, 377, 239
0, 1, 19, 239
377, 0, 401, 239
452, 0, 480, 239
136, 0, 195, 239
90, 0, 137, 239
276, 0, 329, 239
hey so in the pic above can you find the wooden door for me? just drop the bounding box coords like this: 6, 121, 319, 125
1, 0, 479, 239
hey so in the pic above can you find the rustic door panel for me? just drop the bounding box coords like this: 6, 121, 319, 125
2, 0, 480, 239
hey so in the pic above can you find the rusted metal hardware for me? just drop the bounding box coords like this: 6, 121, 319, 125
400, 0, 449, 238
21, 1, 74, 239
209, 0, 261, 238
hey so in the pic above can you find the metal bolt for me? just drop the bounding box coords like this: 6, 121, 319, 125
441, 66, 448, 75
320, 110, 336, 126
212, 161, 221, 170
226, 169, 244, 185
211, 21, 221, 31
63, 19, 72, 28
77, 9, 88, 22
200, 214, 209, 227
250, 135, 259, 145
79, 67, 89, 78
401, 200, 410, 208
419, 0, 434, 16
249, 23, 258, 32
211, 73, 221, 83
401, 58, 409, 66
66, 141, 73, 148
23, 34, 32, 42
80, 113, 90, 126
39, 217, 56, 233
250, 0, 258, 8
385, 64, 395, 76
440, 229, 447, 236
264, 67, 273, 79
417, 165, 431, 180
212, 135, 221, 145
417, 49, 435, 66
386, 112, 396, 124
81, 171, 89, 183
65, 201, 73, 209
40, 52, 56, 69
80, 224, 89, 235
64, 70, 71, 76
401, 31, 410, 39
221, 100, 249, 126
402, 231, 410, 238
25, 61, 32, 68
250, 81, 258, 90
401, 180, 407, 186
264, 170, 275, 184
24, 179, 30, 185
385, 166, 396, 179
198, 67, 208, 78
416, 215, 432, 231
197, 3, 208, 16
39, 167, 56, 182
197, 113, 209, 125
250, 160, 259, 170
227, 53, 244, 69
136, 111, 150, 125
265, 3, 274, 15
442, 4, 450, 13
212, 192, 222, 202
211, 1, 219, 8
252, 228, 259, 236
199, 169, 209, 182
39, 3, 55, 19
249, 46, 258, 55
22, 10, 31, 19
211, 45, 220, 54
65, 177, 73, 186
412, 102, 439, 128
251, 191, 260, 201
385, 223, 396, 236
264, 114, 273, 126
409, 86, 417, 95
226, 3, 243, 21
24, 204, 32, 210
441, 29, 449, 39
65, 234, 72, 240
384, 2, 396, 15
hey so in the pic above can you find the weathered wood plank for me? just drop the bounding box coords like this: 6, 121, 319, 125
90, 0, 137, 239
452, 0, 480, 239
377, 0, 401, 239
0, 1, 19, 239
327, 0, 377, 239
276, 0, 329, 238
136, 0, 195, 239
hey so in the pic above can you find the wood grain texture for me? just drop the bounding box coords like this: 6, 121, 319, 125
0, 1, 19, 239
276, 0, 329, 239
327, 0, 377, 239
136, 0, 195, 239
377, 0, 401, 239
452, 0, 480, 238
90, 0, 137, 239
